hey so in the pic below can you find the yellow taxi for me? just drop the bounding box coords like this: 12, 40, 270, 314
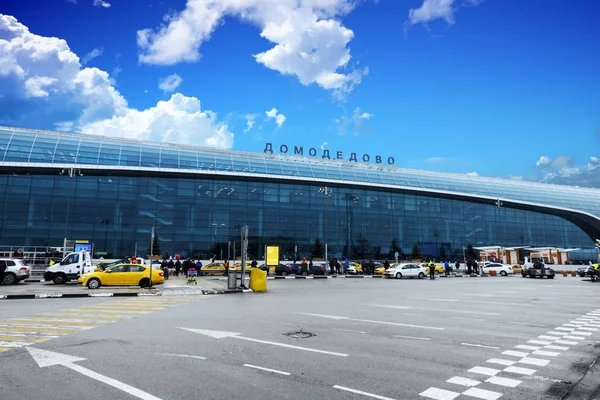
420, 263, 444, 274
78, 263, 164, 289
350, 262, 363, 274
199, 262, 227, 275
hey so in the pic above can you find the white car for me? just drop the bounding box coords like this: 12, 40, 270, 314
384, 263, 427, 279
1, 258, 31, 284
482, 263, 514, 276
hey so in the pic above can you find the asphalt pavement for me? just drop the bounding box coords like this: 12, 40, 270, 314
1, 275, 599, 400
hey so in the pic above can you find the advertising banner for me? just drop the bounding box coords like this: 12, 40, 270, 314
266, 246, 279, 266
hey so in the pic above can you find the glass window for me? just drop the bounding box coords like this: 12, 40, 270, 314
4, 132, 37, 162
141, 144, 161, 168
179, 149, 198, 170
160, 147, 179, 168
98, 142, 121, 166
53, 137, 80, 164
77, 140, 101, 165
119, 143, 141, 167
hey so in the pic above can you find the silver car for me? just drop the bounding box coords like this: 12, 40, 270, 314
1, 258, 31, 284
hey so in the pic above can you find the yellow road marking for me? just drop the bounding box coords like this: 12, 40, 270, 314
37, 314, 124, 321
0, 335, 52, 343
4, 319, 98, 327
0, 326, 76, 334
0, 347, 11, 352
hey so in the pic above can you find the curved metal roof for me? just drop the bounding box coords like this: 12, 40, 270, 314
1, 126, 599, 221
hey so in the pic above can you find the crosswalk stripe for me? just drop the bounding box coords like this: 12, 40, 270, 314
1, 320, 97, 328
0, 326, 78, 334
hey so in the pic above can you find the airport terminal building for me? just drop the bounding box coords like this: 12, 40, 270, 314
0, 126, 599, 261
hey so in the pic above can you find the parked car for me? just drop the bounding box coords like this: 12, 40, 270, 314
385, 263, 427, 279
0, 258, 31, 284
521, 262, 555, 279
420, 263, 444, 274
77, 263, 164, 289
481, 263, 514, 276
264, 263, 293, 276
288, 262, 326, 276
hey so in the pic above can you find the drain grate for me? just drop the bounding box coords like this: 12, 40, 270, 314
283, 330, 316, 339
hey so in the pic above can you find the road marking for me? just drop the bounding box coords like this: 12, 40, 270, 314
179, 327, 349, 357
555, 327, 575, 332
527, 340, 552, 345
563, 324, 581, 328
485, 376, 522, 388
519, 357, 550, 367
446, 376, 480, 387
502, 350, 529, 357
334, 385, 396, 400
461, 343, 500, 350
370, 305, 499, 316
419, 387, 460, 400
579, 327, 598, 331
468, 366, 500, 376
27, 348, 163, 400
462, 387, 502, 400
539, 335, 561, 341
0, 340, 34, 347
298, 313, 444, 330
509, 321, 546, 328
516, 345, 540, 351
486, 358, 516, 366
333, 328, 366, 334
562, 335, 585, 340
503, 366, 536, 375
571, 331, 592, 336
546, 331, 566, 336
533, 350, 559, 357
0, 320, 95, 328
244, 364, 291, 376
545, 345, 569, 351
158, 353, 207, 360
554, 340, 578, 345
394, 335, 430, 341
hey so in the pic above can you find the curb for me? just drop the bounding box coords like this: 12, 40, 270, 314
0, 292, 162, 300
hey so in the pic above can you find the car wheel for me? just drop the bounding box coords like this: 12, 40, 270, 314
302, 271, 308, 276
53, 274, 66, 284
139, 278, 151, 288
281, 271, 288, 276
395, 272, 402, 279
500, 270, 508, 277
548, 275, 554, 279
3, 273, 17, 285
87, 278, 101, 289
418, 272, 425, 279
521, 272, 527, 278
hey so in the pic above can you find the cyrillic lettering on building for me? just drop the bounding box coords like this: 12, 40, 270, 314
362, 154, 370, 162
349, 153, 358, 162
264, 143, 274, 154
294, 146, 304, 155
337, 151, 343, 160
280, 144, 288, 154
309, 148, 317, 157
322, 150, 330, 159
375, 155, 382, 164
388, 157, 395, 165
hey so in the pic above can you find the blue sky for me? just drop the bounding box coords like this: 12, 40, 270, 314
1, 0, 599, 186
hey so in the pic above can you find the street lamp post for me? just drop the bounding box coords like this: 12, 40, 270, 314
318, 186, 333, 261
59, 168, 82, 257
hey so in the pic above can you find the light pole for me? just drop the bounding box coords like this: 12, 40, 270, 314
59, 168, 82, 257
495, 198, 503, 245
98, 218, 113, 255
318, 186, 332, 261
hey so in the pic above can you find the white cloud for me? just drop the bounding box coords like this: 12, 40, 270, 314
80, 93, 233, 148
320, 141, 328, 150
81, 47, 103, 65
404, 0, 483, 32
158, 74, 183, 92
265, 107, 286, 127
536, 156, 551, 167
93, 0, 111, 8
0, 15, 233, 149
136, 0, 366, 98
424, 157, 447, 163
537, 155, 600, 188
466, 171, 478, 176
244, 113, 256, 133
335, 107, 374, 135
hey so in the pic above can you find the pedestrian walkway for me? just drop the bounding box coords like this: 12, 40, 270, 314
0, 296, 208, 353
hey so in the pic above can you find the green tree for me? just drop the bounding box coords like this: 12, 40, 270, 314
410, 243, 422, 260
466, 244, 479, 260
152, 234, 161, 256
311, 237, 324, 259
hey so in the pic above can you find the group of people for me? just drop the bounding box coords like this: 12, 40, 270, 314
160, 254, 203, 279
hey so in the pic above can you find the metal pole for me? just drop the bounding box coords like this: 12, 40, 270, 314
148, 227, 154, 288
240, 226, 248, 289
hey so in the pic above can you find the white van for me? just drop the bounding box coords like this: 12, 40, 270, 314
43, 251, 94, 284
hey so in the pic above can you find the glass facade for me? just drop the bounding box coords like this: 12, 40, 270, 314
0, 126, 599, 260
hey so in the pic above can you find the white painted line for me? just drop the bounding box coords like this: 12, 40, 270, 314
555, 327, 575, 332
563, 324, 581, 328
509, 321, 546, 328
486, 358, 516, 366
371, 305, 499, 316
394, 335, 430, 341
503, 350, 529, 357
516, 345, 540, 351
568, 321, 586, 325
527, 340, 552, 345
243, 364, 291, 376
504, 366, 537, 375
539, 335, 560, 341
546, 331, 566, 336
519, 357, 550, 367
485, 376, 521, 388
462, 387, 502, 400
334, 385, 396, 400
158, 353, 207, 360
562, 335, 585, 340
468, 366, 500, 377
461, 343, 500, 350
579, 327, 599, 332
333, 328, 366, 334
446, 376, 480, 387
298, 313, 444, 330
554, 340, 578, 345
533, 350, 559, 357
0, 341, 34, 347
585, 323, 600, 327
572, 331, 592, 336
419, 387, 460, 400
237, 336, 349, 357
545, 345, 569, 351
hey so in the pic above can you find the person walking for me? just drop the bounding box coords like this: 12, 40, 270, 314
336, 259, 341, 275
162, 263, 169, 280
444, 260, 450, 276
473, 259, 479, 275
175, 259, 181, 277
251, 259, 258, 269
344, 258, 350, 274
428, 259, 435, 280
455, 259, 460, 275
384, 258, 390, 270
329, 258, 335, 275
0, 260, 6, 285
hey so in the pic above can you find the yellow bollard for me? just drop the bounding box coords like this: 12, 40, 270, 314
562, 271, 568, 277
249, 268, 267, 292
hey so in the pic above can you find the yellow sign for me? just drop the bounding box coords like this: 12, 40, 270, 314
266, 246, 279, 266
